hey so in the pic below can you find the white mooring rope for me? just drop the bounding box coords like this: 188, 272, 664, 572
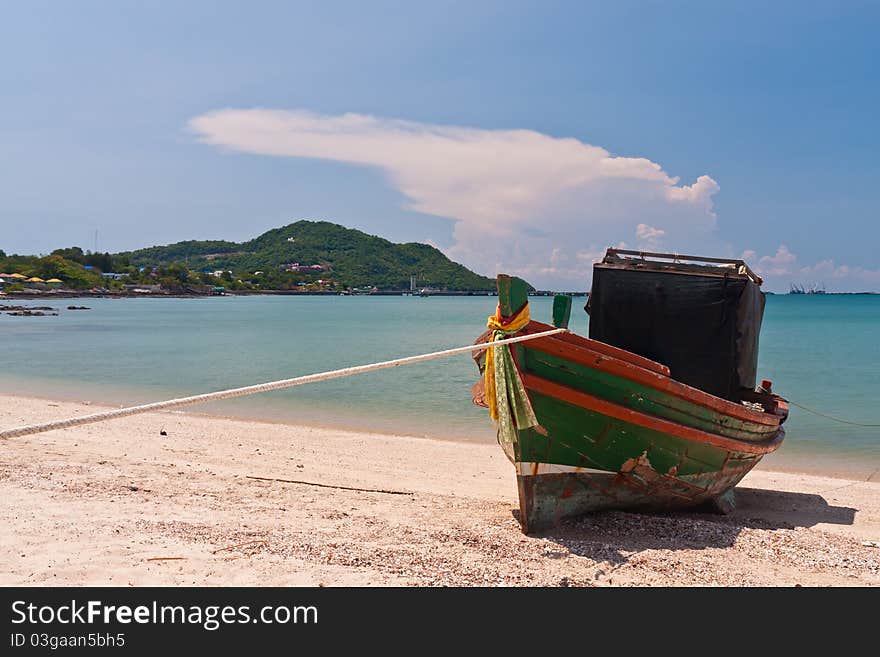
0, 327, 568, 439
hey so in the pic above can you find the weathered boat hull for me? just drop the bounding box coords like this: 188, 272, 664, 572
512, 385, 784, 532
475, 274, 787, 534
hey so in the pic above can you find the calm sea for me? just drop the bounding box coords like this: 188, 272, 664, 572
1, 294, 877, 480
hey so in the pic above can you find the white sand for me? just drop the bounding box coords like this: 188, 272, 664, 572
1, 394, 877, 586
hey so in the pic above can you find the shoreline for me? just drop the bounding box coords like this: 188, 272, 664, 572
4, 291, 876, 301
1, 289, 504, 300
0, 389, 497, 446
2, 390, 874, 483
1, 394, 878, 586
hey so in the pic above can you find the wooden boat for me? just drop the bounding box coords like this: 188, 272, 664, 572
472, 250, 788, 534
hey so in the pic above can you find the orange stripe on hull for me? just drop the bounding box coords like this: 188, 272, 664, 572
520, 321, 782, 427
530, 324, 671, 375
521, 373, 785, 455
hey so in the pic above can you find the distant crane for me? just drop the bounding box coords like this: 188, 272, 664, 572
789, 282, 826, 295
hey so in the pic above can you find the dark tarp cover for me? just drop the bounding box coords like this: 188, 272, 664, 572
587, 265, 765, 401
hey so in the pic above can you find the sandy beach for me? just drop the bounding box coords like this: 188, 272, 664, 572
1, 394, 877, 587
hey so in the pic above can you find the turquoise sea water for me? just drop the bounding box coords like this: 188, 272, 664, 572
1, 294, 878, 480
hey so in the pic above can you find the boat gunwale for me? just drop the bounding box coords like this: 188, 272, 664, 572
521, 373, 786, 456
522, 347, 776, 440
593, 262, 755, 282
542, 325, 671, 376
472, 325, 670, 377
518, 320, 784, 427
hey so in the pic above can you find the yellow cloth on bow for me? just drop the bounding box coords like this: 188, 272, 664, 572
484, 304, 531, 423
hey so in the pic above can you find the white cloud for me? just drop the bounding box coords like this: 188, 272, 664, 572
747, 245, 880, 292
665, 175, 720, 207
636, 224, 666, 241
189, 108, 721, 288
635, 223, 666, 249
758, 245, 797, 276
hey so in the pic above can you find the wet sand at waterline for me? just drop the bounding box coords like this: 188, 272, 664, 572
1, 395, 878, 586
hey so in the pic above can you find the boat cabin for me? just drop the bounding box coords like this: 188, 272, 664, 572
587, 249, 765, 402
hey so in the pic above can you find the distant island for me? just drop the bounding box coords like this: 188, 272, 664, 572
0, 221, 500, 295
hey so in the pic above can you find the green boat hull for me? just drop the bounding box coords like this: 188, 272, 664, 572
512, 390, 781, 532
476, 275, 786, 534
519, 343, 778, 442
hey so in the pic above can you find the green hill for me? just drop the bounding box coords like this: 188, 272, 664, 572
119, 221, 496, 291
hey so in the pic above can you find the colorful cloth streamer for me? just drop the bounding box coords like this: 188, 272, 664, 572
484, 304, 540, 444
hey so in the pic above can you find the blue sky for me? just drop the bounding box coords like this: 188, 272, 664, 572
1, 1, 878, 290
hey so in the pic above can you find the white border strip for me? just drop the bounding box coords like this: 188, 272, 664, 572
516, 461, 610, 477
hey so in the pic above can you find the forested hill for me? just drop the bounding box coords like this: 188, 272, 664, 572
118, 221, 496, 291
